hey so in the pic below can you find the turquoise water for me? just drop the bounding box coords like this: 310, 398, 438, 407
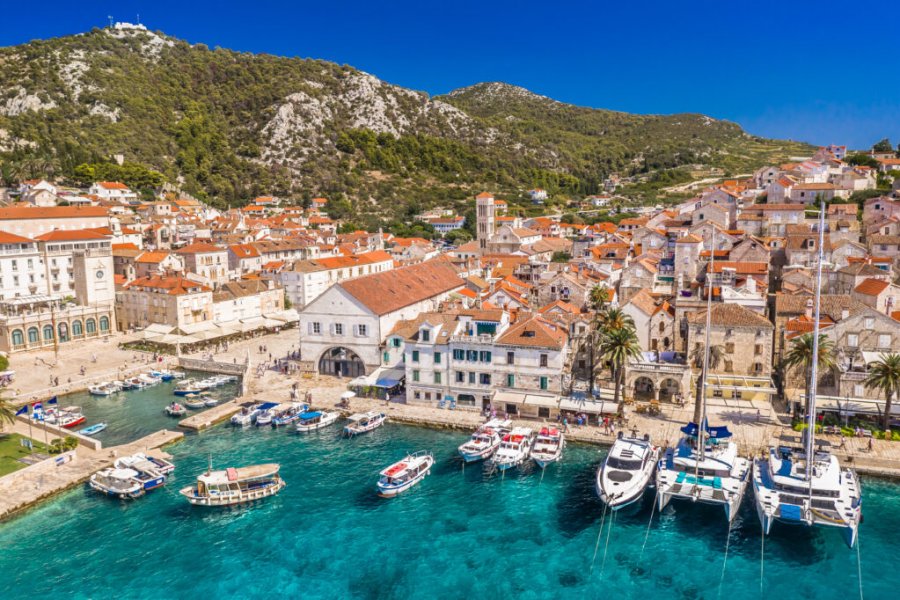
55, 373, 241, 446
0, 422, 895, 599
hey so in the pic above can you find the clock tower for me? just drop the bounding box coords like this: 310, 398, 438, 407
73, 248, 115, 307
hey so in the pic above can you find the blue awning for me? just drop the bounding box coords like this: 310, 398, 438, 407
375, 378, 402, 388
299, 411, 322, 420
258, 402, 279, 410
679, 420, 732, 439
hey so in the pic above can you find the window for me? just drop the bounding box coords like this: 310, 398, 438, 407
11, 329, 24, 346
468, 372, 476, 384
72, 320, 83, 336
754, 344, 763, 356
86, 319, 96, 334
507, 374, 515, 387
434, 372, 442, 384
100, 317, 110, 332
311, 322, 321, 335
414, 391, 421, 400
479, 351, 492, 363
334, 323, 343, 335
43, 325, 54, 341
434, 352, 441, 364
731, 390, 741, 399
507, 351, 515, 365
540, 354, 548, 367
713, 387, 723, 398
878, 334, 891, 348
392, 338, 401, 348
480, 373, 491, 385
27, 327, 39, 344
847, 333, 858, 348
724, 360, 733, 373
538, 407, 551, 419
453, 349, 464, 360
357, 324, 367, 337
540, 376, 548, 390
865, 318, 874, 330
421, 329, 430, 342
383, 352, 390, 363
412, 350, 420, 362
754, 362, 763, 374
854, 384, 864, 397
456, 371, 465, 383
412, 370, 420, 382
424, 392, 431, 401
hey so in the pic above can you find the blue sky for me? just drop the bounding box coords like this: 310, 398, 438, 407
3, 0, 898, 149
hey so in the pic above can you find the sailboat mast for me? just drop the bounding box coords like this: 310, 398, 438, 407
699, 230, 716, 462
806, 198, 827, 490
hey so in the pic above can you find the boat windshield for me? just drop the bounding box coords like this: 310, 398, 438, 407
607, 457, 643, 470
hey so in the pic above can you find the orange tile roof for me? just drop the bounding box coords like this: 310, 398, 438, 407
0, 206, 109, 220
338, 260, 462, 316
854, 278, 890, 296
710, 261, 768, 275
34, 229, 109, 241
175, 242, 226, 254
677, 234, 703, 244
112, 243, 140, 251
123, 275, 211, 295
229, 244, 261, 258
475, 192, 493, 199
0, 230, 35, 244
496, 315, 568, 349
97, 181, 129, 190
135, 251, 171, 264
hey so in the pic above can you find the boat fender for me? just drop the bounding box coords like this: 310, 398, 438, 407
617, 431, 623, 439
643, 433, 650, 441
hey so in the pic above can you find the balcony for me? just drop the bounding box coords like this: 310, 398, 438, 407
449, 334, 495, 345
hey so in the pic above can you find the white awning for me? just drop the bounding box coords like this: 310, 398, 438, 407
862, 351, 888, 366
559, 394, 616, 414
523, 393, 559, 408
808, 395, 900, 417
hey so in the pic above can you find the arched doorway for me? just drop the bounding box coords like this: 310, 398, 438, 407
659, 378, 680, 402
319, 347, 366, 378
633, 376, 655, 400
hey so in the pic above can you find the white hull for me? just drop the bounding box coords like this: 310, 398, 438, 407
344, 414, 386, 436
458, 442, 498, 463
180, 479, 285, 506
296, 412, 340, 432
597, 438, 659, 510
656, 471, 748, 522
377, 453, 433, 497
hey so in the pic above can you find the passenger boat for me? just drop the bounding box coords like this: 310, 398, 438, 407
165, 402, 187, 417
255, 408, 275, 427
114, 453, 175, 491
656, 421, 750, 522
183, 395, 207, 410
79, 423, 108, 436
531, 427, 565, 468
344, 411, 387, 437
376, 451, 434, 497
121, 377, 147, 391
457, 418, 511, 463
54, 406, 86, 428
596, 432, 659, 510
137, 373, 161, 387
89, 467, 145, 499
88, 381, 122, 396
491, 427, 535, 471
295, 410, 340, 432
180, 461, 285, 506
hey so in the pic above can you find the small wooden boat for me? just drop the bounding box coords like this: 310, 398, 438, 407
174, 379, 202, 396
531, 427, 565, 469
183, 395, 207, 409
377, 451, 434, 497
344, 411, 386, 437
79, 423, 108, 436
295, 410, 340, 433
180, 461, 285, 506
55, 406, 87, 429
88, 381, 121, 396
165, 402, 187, 417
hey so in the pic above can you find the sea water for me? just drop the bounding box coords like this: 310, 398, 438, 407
0, 421, 895, 599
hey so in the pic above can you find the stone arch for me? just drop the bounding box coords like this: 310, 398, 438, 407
633, 376, 655, 401
318, 346, 366, 378
659, 378, 681, 402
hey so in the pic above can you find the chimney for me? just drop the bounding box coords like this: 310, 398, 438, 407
805, 298, 814, 319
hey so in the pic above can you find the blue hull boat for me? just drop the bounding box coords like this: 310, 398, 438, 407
80, 423, 108, 436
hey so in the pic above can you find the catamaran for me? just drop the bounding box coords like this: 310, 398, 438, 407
531, 427, 565, 468
180, 461, 285, 507
656, 420, 750, 521
376, 451, 434, 497
344, 411, 387, 436
751, 201, 862, 548
596, 432, 659, 510
491, 427, 534, 471
295, 410, 340, 432
457, 418, 512, 463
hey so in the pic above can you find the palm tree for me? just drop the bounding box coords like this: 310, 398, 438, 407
589, 284, 611, 313
0, 395, 17, 430
782, 333, 836, 416
864, 353, 900, 431
599, 325, 643, 416
595, 307, 633, 333
689, 343, 725, 423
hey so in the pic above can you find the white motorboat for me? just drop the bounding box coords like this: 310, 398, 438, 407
165, 402, 187, 417
174, 379, 202, 396
656, 421, 750, 522
597, 432, 660, 510
137, 373, 161, 387
457, 418, 512, 463
231, 402, 273, 427
491, 427, 535, 471
272, 403, 308, 427
114, 453, 175, 491
180, 461, 285, 506
200, 392, 219, 407
89, 467, 145, 499
122, 377, 146, 390
295, 410, 340, 432
344, 411, 387, 437
88, 381, 122, 396
255, 408, 275, 426
53, 406, 86, 429
531, 426, 565, 469
183, 395, 207, 410
376, 451, 434, 497
753, 444, 862, 548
